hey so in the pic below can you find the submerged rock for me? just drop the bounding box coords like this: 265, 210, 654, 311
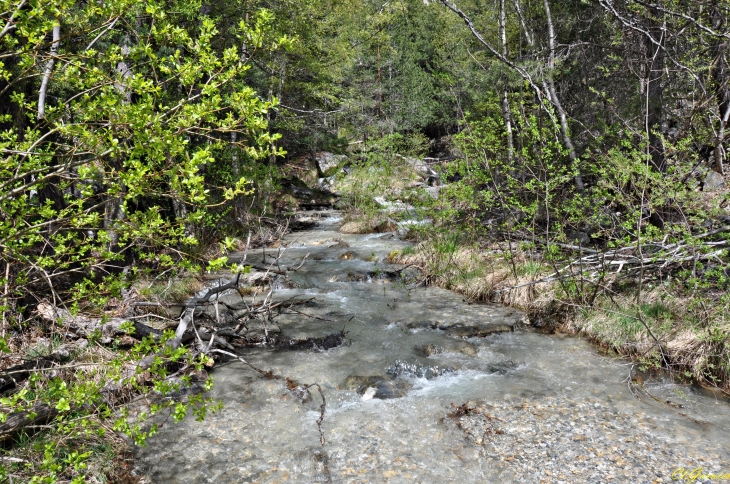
339, 375, 411, 400
386, 360, 456, 379
327, 271, 372, 283
485, 360, 520, 375
415, 340, 478, 357
406, 317, 517, 337
323, 237, 349, 248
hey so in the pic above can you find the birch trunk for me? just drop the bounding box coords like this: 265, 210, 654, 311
543, 0, 585, 192
38, 23, 60, 119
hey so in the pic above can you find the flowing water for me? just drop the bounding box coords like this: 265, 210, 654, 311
136, 212, 730, 483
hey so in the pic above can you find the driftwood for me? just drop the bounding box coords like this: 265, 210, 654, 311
37, 303, 162, 343
136, 273, 241, 371
0, 340, 89, 394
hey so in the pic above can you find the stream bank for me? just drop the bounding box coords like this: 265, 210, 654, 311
134, 211, 730, 483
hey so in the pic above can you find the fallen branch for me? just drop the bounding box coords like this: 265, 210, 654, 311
0, 340, 89, 393
137, 273, 241, 371
494, 237, 729, 293
37, 302, 162, 343
0, 404, 58, 443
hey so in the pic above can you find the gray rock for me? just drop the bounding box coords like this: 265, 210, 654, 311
485, 360, 520, 375
386, 360, 456, 379
338, 375, 411, 399
424, 186, 441, 199
703, 170, 726, 191
407, 318, 516, 337
315, 152, 348, 177
373, 196, 413, 212
415, 340, 478, 357
565, 230, 591, 246
401, 156, 439, 180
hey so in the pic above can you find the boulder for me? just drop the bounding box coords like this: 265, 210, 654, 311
374, 219, 398, 233
281, 176, 338, 208
565, 229, 591, 246
424, 186, 441, 199
415, 340, 478, 357
703, 170, 726, 191
315, 152, 348, 177
401, 156, 439, 180
339, 221, 369, 234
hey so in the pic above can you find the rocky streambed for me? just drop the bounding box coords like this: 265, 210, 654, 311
135, 211, 730, 483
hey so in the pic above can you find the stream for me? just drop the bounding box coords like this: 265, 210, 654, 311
135, 211, 730, 483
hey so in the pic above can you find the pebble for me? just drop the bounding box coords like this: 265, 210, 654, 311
447, 395, 729, 483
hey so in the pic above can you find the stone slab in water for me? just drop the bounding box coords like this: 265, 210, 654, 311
415, 340, 478, 357
406, 315, 518, 337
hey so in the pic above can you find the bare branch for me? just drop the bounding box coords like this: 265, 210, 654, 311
0, 0, 26, 42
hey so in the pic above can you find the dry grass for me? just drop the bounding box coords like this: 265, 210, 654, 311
392, 244, 558, 312
340, 220, 378, 234
134, 273, 205, 305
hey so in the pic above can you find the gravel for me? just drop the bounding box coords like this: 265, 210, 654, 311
446, 395, 729, 484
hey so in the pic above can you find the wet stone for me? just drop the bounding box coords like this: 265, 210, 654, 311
415, 340, 478, 357
386, 359, 457, 379
406, 318, 515, 337
338, 375, 411, 399
485, 360, 520, 375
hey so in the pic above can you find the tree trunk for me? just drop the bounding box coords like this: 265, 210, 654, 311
644, 6, 666, 173
38, 23, 60, 119
499, 0, 514, 165
543, 0, 585, 192
710, 0, 729, 174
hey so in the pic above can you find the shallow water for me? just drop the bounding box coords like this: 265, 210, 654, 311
136, 212, 730, 483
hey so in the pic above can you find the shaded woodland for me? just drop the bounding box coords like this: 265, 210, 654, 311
1, 0, 730, 480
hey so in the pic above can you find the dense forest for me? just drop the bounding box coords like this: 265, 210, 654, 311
1, 0, 730, 480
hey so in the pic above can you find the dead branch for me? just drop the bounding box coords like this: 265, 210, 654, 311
0, 404, 59, 443
495, 236, 730, 293
137, 273, 241, 371
0, 340, 89, 393
37, 302, 162, 343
